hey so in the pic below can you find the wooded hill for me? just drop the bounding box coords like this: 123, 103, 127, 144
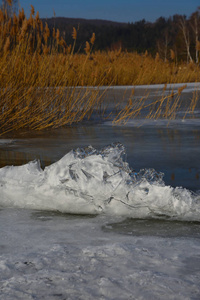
44, 9, 200, 63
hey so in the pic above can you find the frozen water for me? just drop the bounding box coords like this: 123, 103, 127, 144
0, 143, 200, 220
0, 209, 200, 300
0, 83, 200, 299
92, 82, 200, 91
0, 139, 15, 145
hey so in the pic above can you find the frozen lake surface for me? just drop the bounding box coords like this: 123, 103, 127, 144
1, 209, 200, 300
0, 83, 200, 299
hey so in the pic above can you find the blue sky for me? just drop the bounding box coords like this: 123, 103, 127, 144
19, 0, 199, 23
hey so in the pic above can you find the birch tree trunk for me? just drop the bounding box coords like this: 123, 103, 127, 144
179, 16, 193, 63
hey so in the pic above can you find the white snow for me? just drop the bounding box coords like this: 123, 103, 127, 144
0, 90, 200, 299
79, 82, 200, 91
0, 139, 15, 145
0, 208, 200, 300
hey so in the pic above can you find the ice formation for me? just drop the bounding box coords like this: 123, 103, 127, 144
0, 143, 199, 220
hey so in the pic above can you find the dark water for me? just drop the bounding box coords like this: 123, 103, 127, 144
29, 209, 200, 238
0, 121, 200, 191
0, 85, 200, 191
102, 218, 200, 238
0, 86, 200, 300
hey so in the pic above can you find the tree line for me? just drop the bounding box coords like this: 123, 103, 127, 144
44, 8, 200, 63
1, 1, 199, 63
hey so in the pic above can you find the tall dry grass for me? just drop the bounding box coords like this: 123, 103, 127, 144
0, 1, 105, 134
0, 1, 199, 135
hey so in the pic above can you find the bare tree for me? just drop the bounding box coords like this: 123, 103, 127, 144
156, 29, 171, 62
179, 16, 193, 63
189, 8, 200, 63
163, 30, 170, 62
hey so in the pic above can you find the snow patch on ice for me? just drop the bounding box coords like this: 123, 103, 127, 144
0, 139, 15, 145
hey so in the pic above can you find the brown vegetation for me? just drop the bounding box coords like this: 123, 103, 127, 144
0, 1, 199, 135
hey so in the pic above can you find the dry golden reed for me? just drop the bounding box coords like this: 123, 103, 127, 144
30, 4, 35, 16
90, 33, 95, 45
84, 41, 90, 54
72, 27, 77, 40
170, 49, 176, 61
0, 0, 199, 135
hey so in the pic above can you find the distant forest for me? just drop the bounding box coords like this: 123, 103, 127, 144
44, 8, 200, 63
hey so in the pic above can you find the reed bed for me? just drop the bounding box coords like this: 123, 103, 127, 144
113, 83, 200, 125
0, 1, 199, 135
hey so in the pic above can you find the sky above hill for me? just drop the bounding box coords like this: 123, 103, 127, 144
19, 0, 199, 23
